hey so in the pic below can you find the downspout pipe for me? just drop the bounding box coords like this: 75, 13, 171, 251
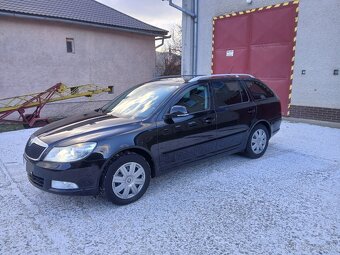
193, 0, 198, 75
167, 0, 195, 17
163, 0, 198, 75
155, 35, 172, 49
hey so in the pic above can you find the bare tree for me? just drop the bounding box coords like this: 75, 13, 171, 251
156, 24, 182, 76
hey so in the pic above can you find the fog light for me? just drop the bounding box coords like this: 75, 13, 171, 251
51, 180, 79, 190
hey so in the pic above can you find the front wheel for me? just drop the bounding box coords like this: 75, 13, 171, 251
103, 152, 151, 205
244, 124, 269, 159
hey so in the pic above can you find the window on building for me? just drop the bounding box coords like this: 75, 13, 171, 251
245, 81, 274, 100
66, 38, 75, 53
212, 81, 249, 107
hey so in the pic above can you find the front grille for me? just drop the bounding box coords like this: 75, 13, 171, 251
28, 173, 44, 187
25, 137, 47, 160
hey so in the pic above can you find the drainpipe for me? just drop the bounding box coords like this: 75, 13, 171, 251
163, 0, 198, 75
193, 0, 198, 75
155, 35, 172, 49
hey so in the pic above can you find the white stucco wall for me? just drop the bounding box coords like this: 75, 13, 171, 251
182, 0, 340, 109
291, 0, 340, 108
0, 17, 156, 117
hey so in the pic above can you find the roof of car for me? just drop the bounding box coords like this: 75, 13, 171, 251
189, 74, 255, 82
153, 74, 255, 84
0, 0, 167, 36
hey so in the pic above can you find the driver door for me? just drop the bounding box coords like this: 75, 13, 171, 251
157, 83, 217, 171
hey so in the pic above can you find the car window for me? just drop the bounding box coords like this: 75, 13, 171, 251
245, 81, 274, 100
104, 81, 180, 119
212, 80, 249, 107
173, 85, 209, 114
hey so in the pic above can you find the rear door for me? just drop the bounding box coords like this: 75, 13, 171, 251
211, 79, 256, 152
157, 83, 217, 170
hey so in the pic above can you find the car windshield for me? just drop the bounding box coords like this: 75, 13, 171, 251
102, 79, 183, 119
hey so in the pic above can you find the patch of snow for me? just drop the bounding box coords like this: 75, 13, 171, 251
0, 122, 339, 254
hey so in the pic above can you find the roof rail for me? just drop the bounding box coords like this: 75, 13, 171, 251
189, 73, 255, 82
150, 73, 254, 83
151, 75, 205, 83
153, 75, 203, 79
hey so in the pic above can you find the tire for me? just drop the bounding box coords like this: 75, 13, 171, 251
244, 124, 269, 159
103, 152, 151, 205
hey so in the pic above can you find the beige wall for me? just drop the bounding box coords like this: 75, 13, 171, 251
0, 17, 156, 117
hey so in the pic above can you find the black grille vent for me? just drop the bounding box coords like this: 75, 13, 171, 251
28, 173, 44, 187
25, 142, 46, 160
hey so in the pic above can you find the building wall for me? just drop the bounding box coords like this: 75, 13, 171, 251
0, 17, 156, 117
183, 0, 340, 110
291, 0, 340, 109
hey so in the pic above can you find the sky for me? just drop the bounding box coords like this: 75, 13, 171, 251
96, 0, 182, 32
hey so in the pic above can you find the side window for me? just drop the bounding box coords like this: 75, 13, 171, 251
245, 81, 274, 100
212, 80, 249, 107
173, 85, 209, 113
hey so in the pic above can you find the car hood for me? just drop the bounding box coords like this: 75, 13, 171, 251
33, 111, 140, 145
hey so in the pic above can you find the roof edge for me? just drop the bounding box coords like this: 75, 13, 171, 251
0, 10, 168, 37
94, 0, 168, 34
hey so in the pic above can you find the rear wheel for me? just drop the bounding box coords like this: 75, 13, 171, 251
244, 124, 269, 159
103, 152, 151, 205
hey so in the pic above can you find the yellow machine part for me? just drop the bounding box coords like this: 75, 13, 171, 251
0, 84, 113, 113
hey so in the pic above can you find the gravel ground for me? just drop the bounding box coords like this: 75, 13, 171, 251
0, 121, 339, 255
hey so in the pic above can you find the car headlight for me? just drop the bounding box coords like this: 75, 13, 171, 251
44, 142, 97, 163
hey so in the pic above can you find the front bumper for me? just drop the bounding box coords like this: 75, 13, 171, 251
24, 155, 104, 196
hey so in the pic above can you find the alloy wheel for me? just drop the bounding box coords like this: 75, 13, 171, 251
112, 162, 146, 199
251, 128, 267, 154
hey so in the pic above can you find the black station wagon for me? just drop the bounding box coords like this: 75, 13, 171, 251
24, 74, 282, 205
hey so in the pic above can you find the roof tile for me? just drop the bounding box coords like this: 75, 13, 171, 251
0, 0, 167, 36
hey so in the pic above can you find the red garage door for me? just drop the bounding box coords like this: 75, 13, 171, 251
212, 1, 299, 116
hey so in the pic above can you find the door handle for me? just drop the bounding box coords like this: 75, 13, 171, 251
203, 117, 214, 124
188, 121, 197, 127
248, 109, 256, 114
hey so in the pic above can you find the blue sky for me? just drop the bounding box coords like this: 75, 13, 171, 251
96, 0, 182, 31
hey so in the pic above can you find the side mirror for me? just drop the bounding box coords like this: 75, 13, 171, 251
169, 105, 189, 117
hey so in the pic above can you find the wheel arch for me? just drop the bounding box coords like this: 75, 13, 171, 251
250, 120, 272, 139
99, 146, 156, 189
124, 147, 156, 178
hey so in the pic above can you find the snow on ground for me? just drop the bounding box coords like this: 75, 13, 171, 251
0, 121, 339, 255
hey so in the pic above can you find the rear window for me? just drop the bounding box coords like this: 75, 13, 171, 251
245, 81, 274, 100
212, 80, 249, 107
